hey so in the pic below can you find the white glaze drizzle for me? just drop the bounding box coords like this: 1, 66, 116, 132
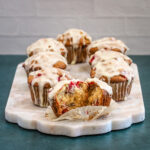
90, 50, 134, 83
86, 78, 112, 95
57, 28, 92, 46
24, 52, 67, 72
27, 38, 67, 58
87, 37, 129, 54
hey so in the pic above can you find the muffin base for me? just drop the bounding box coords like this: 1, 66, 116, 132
110, 79, 133, 102
28, 84, 50, 107
66, 45, 87, 64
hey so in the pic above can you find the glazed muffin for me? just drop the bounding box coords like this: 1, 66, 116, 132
27, 38, 67, 58
23, 52, 67, 75
89, 50, 134, 101
48, 79, 112, 117
57, 28, 92, 64
28, 68, 72, 107
87, 37, 128, 56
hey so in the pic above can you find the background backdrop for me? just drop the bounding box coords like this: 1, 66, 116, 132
0, 0, 150, 55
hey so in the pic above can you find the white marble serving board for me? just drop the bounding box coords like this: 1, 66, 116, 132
5, 63, 145, 137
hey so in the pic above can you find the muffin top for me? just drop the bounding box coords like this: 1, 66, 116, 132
28, 67, 72, 88
89, 50, 134, 82
24, 52, 67, 72
27, 38, 67, 57
57, 28, 92, 47
87, 37, 128, 55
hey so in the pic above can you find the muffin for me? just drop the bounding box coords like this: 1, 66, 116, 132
48, 79, 112, 117
23, 52, 67, 75
57, 28, 92, 64
27, 38, 67, 58
89, 50, 134, 101
28, 68, 72, 107
87, 37, 128, 56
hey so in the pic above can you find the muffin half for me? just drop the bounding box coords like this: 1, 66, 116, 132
49, 79, 112, 117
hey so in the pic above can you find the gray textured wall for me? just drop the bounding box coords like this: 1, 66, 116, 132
0, 0, 150, 55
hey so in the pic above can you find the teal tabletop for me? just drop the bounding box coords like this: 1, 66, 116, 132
0, 55, 150, 150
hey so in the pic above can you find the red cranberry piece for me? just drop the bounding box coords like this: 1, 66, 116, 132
89, 56, 95, 64
89, 81, 95, 85
58, 76, 61, 81
37, 73, 42, 77
120, 75, 127, 79
76, 81, 82, 88
69, 81, 75, 90
62, 108, 68, 114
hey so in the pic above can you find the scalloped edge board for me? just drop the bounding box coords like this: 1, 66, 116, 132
5, 63, 145, 137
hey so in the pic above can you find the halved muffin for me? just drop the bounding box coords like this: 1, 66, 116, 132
27, 38, 67, 58
89, 50, 134, 101
28, 68, 72, 107
86, 78, 112, 106
57, 28, 92, 64
87, 37, 128, 56
23, 52, 67, 75
49, 79, 112, 117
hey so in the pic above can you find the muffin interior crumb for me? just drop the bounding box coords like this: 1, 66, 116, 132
53, 81, 107, 116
